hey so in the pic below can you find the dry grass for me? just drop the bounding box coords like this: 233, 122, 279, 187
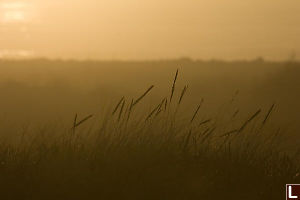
0, 69, 299, 200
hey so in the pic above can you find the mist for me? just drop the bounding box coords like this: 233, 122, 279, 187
1, 0, 300, 60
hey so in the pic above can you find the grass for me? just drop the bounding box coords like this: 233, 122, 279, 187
0, 70, 299, 200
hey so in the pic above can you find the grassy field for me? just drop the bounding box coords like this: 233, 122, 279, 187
0, 59, 299, 199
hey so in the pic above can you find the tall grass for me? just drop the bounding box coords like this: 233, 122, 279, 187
0, 71, 299, 200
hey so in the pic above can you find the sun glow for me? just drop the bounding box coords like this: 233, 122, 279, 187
0, 2, 30, 23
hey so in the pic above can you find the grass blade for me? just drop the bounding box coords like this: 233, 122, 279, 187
262, 104, 275, 126
112, 97, 125, 115
178, 85, 188, 105
170, 69, 179, 103
132, 85, 154, 107
74, 114, 93, 128
238, 109, 261, 133
190, 99, 204, 123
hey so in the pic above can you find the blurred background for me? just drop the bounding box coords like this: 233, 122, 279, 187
0, 0, 300, 60
0, 0, 299, 147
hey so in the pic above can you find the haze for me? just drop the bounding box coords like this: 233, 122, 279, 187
1, 0, 300, 60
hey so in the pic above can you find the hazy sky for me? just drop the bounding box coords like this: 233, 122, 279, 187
0, 0, 300, 60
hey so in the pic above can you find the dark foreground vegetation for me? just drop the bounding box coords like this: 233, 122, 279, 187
0, 59, 299, 199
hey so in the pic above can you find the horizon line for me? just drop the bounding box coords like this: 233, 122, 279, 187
0, 56, 298, 63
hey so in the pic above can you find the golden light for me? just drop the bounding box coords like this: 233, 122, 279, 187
0, 1, 29, 23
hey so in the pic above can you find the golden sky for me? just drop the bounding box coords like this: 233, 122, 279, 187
0, 0, 300, 60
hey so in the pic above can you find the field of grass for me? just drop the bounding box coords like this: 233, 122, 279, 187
0, 59, 299, 199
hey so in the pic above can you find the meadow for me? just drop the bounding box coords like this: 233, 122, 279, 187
0, 58, 299, 199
